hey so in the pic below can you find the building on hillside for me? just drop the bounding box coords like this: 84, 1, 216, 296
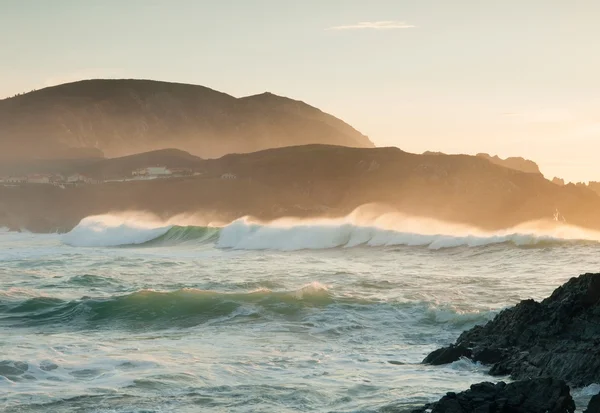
170, 168, 193, 176
132, 166, 173, 177
67, 173, 93, 184
4, 176, 26, 184
49, 174, 66, 185
221, 173, 237, 180
27, 174, 52, 184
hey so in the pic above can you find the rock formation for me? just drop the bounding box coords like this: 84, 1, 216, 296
424, 273, 600, 387
405, 378, 575, 413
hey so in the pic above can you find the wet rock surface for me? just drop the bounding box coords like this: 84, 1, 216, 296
424, 273, 600, 387
585, 393, 600, 413
403, 378, 575, 413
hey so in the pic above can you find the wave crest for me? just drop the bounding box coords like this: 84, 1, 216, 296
0, 283, 336, 329
62, 208, 600, 250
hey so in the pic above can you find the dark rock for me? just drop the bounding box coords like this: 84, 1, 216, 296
423, 344, 472, 365
423, 273, 600, 387
472, 348, 505, 364
406, 378, 574, 413
585, 393, 600, 413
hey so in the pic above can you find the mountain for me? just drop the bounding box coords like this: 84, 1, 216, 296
2, 145, 599, 232
476, 153, 542, 175
0, 79, 373, 161
425, 151, 542, 175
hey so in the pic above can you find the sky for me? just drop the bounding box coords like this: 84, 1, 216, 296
1, 0, 599, 182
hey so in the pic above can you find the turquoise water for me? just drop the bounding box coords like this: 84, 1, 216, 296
1, 223, 599, 412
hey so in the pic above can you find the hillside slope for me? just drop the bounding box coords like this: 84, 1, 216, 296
1, 145, 599, 232
425, 151, 542, 175
476, 153, 542, 175
0, 79, 373, 160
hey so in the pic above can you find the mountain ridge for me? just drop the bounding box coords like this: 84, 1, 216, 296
2, 144, 599, 233
0, 79, 374, 160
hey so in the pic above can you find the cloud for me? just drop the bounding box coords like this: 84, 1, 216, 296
327, 21, 416, 31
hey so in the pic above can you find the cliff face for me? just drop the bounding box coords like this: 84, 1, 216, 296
0, 79, 373, 161
2, 145, 600, 233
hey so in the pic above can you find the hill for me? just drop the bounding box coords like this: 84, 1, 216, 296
424, 151, 542, 175
476, 153, 542, 175
0, 79, 373, 161
1, 145, 599, 232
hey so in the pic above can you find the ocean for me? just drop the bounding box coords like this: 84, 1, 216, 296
2, 211, 600, 412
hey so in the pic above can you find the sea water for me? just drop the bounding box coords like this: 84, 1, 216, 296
1, 214, 600, 412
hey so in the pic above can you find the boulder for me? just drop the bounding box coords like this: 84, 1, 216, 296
407, 378, 574, 413
423, 273, 600, 387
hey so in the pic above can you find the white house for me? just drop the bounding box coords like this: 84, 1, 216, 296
147, 166, 172, 176
27, 174, 52, 184
4, 176, 26, 184
67, 173, 92, 183
132, 166, 172, 177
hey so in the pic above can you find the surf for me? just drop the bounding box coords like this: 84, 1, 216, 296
61, 207, 600, 250
0, 283, 496, 331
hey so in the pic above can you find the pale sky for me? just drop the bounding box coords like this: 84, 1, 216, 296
1, 0, 599, 182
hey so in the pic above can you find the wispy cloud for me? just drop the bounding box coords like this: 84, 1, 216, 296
327, 21, 416, 31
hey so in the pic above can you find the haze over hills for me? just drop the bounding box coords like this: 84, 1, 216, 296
0, 79, 373, 161
424, 151, 543, 175
2, 145, 600, 233
475, 153, 542, 175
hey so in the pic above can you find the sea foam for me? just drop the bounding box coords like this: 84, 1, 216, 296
62, 206, 600, 250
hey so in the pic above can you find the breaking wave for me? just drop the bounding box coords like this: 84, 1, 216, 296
0, 283, 496, 331
216, 219, 598, 250
0, 283, 335, 329
61, 215, 219, 247
61, 209, 600, 250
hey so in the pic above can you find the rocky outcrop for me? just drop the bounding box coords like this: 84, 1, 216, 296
405, 378, 574, 413
424, 273, 600, 387
476, 153, 542, 175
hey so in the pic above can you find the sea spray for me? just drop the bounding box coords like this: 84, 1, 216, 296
62, 205, 600, 249
62, 215, 173, 247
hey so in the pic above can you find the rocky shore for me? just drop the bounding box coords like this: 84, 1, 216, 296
403, 378, 574, 413
406, 273, 600, 412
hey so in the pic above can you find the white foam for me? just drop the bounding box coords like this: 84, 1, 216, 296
62, 215, 172, 247
216, 217, 600, 251
575, 383, 600, 396
61, 205, 600, 250
292, 281, 330, 299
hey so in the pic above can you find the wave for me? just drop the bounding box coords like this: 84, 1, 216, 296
217, 219, 599, 250
141, 225, 219, 246
62, 215, 173, 247
61, 215, 219, 247
0, 283, 336, 329
0, 284, 498, 332
62, 209, 600, 250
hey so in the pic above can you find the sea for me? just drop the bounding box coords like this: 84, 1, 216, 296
2, 208, 600, 412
